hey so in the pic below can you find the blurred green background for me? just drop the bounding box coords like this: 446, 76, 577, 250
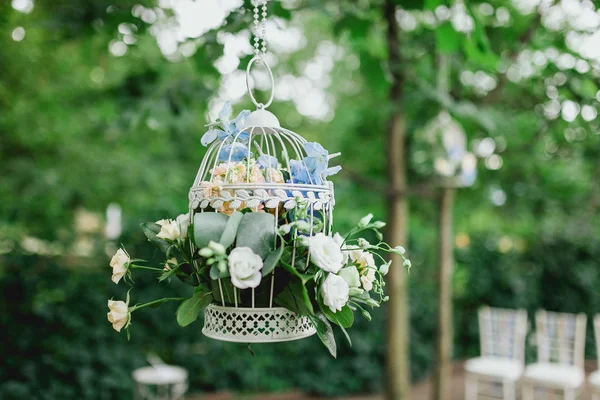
1, 0, 600, 399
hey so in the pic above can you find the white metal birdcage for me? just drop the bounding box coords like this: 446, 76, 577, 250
188, 53, 339, 343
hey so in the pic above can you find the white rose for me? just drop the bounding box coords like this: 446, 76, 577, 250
320, 273, 349, 313
107, 300, 130, 332
109, 248, 130, 284
332, 233, 349, 264
156, 219, 181, 241
309, 233, 344, 273
176, 213, 190, 239
228, 247, 263, 289
361, 267, 376, 291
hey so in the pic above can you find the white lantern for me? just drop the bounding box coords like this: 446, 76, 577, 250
133, 364, 188, 400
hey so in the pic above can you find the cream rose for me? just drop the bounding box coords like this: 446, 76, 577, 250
109, 248, 130, 284
309, 233, 344, 273
107, 300, 130, 332
361, 267, 376, 291
156, 219, 181, 241
228, 247, 263, 289
265, 168, 284, 183
164, 257, 177, 271
176, 213, 190, 239
320, 273, 349, 313
349, 249, 376, 269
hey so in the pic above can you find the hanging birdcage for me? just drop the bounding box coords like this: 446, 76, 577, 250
186, 18, 342, 341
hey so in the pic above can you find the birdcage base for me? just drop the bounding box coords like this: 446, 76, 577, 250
202, 304, 316, 343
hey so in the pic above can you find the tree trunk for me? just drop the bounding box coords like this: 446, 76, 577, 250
384, 1, 410, 399
432, 187, 455, 400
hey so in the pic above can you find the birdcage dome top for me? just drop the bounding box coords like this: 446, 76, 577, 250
189, 102, 340, 214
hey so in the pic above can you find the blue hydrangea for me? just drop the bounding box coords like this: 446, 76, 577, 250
217, 143, 252, 162
288, 142, 341, 185
257, 154, 278, 169
201, 102, 250, 147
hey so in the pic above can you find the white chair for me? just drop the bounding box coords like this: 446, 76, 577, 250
522, 310, 587, 400
589, 315, 600, 400
465, 306, 528, 400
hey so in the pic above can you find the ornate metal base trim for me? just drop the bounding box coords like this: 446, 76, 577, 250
202, 304, 316, 343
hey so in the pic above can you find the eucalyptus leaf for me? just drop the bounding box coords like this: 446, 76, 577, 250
219, 211, 243, 248
193, 212, 229, 249
235, 213, 276, 259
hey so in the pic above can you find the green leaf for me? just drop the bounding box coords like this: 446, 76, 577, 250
140, 222, 171, 254
280, 260, 315, 285
193, 213, 229, 249
436, 22, 461, 53
158, 265, 179, 282
320, 302, 355, 329
274, 280, 314, 315
235, 213, 275, 259
219, 211, 243, 248
261, 240, 284, 276
307, 313, 337, 358
176, 285, 213, 327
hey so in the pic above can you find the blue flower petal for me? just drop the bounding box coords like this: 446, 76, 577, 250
218, 102, 232, 124
289, 160, 312, 184
201, 129, 219, 147
304, 142, 328, 158
217, 143, 252, 162
232, 110, 251, 130
322, 165, 342, 177
258, 155, 278, 169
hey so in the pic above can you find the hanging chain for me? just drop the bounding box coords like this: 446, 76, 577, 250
252, 0, 267, 59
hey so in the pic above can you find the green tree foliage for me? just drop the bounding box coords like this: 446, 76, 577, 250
1, 0, 600, 398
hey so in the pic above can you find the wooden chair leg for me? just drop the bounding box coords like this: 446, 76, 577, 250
502, 380, 516, 400
521, 381, 534, 400
465, 374, 478, 400
564, 387, 576, 400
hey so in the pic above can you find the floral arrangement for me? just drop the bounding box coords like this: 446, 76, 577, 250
107, 103, 410, 357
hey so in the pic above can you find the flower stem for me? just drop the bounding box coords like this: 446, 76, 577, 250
130, 265, 164, 272
129, 297, 186, 312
